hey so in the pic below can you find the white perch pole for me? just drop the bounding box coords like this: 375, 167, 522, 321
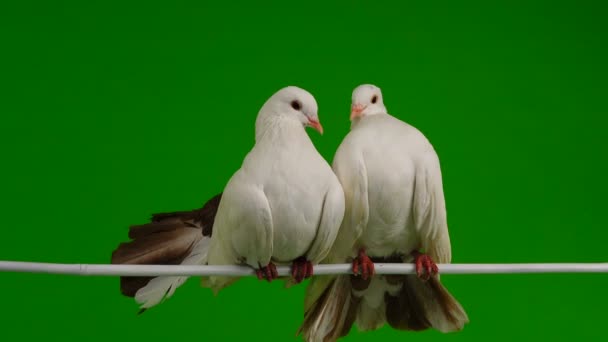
1, 261, 607, 276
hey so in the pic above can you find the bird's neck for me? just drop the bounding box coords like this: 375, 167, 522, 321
350, 112, 387, 130
255, 115, 306, 144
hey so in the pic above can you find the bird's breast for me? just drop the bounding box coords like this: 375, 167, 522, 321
359, 153, 420, 257
267, 189, 325, 263
263, 165, 331, 263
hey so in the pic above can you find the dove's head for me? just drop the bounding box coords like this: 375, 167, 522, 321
350, 84, 387, 121
258, 86, 323, 135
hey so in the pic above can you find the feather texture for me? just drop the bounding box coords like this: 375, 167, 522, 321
134, 237, 211, 308
110, 193, 221, 309
202, 86, 345, 294
299, 275, 358, 342
299, 84, 468, 341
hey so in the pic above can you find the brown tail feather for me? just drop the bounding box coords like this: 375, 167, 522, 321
111, 228, 202, 265
337, 292, 360, 338
298, 279, 331, 337
110, 192, 222, 299
127, 221, 193, 240
150, 210, 197, 222
298, 275, 359, 342
150, 193, 222, 236
385, 275, 468, 333
385, 276, 432, 331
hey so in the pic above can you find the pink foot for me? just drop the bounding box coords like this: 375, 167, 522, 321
255, 262, 278, 282
412, 251, 439, 280
291, 257, 313, 284
352, 248, 375, 280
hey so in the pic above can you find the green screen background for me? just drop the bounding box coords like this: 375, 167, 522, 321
1, 1, 607, 341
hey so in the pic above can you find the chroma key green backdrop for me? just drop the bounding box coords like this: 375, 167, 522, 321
1, 1, 607, 341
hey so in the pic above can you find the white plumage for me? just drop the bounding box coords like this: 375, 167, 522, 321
200, 86, 345, 293
132, 86, 345, 307
300, 84, 468, 341
331, 109, 451, 263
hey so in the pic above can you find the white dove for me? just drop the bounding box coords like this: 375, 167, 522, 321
298, 84, 468, 341
130, 86, 346, 309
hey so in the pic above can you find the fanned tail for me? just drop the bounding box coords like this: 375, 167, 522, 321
354, 254, 468, 335
110, 193, 222, 310
298, 261, 468, 341
111, 225, 204, 298
133, 236, 211, 309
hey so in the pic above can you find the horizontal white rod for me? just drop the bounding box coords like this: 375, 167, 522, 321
1, 261, 607, 277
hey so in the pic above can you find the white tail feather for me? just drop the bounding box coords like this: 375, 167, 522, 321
355, 301, 385, 331
353, 276, 399, 331
134, 237, 211, 309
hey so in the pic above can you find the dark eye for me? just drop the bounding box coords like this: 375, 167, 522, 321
371, 95, 378, 104
291, 100, 302, 110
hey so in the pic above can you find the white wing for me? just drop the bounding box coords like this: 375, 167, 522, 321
304, 178, 345, 264
202, 174, 274, 293
412, 148, 452, 264
325, 141, 369, 264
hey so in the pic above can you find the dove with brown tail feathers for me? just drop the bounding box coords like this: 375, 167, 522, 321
110, 193, 221, 310
111, 86, 345, 312
298, 84, 468, 341
201, 86, 344, 295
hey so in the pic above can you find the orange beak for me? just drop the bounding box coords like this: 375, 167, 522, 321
350, 104, 366, 120
307, 118, 324, 135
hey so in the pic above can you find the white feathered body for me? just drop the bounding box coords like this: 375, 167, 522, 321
205, 118, 345, 292
300, 113, 466, 341
331, 113, 450, 263
128, 86, 345, 309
